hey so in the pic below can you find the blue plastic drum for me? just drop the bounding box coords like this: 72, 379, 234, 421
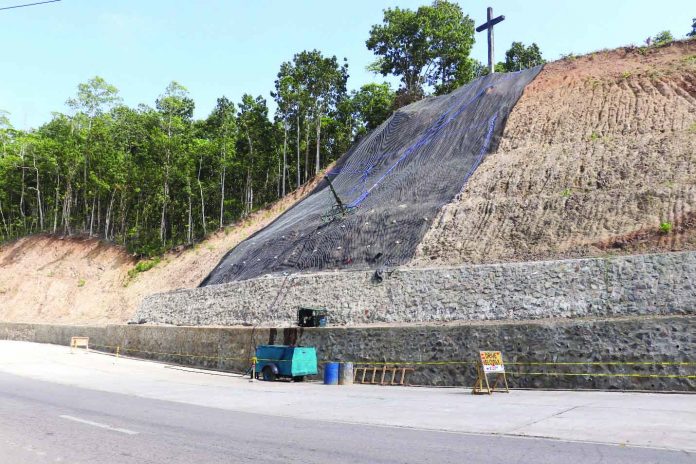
323, 362, 339, 385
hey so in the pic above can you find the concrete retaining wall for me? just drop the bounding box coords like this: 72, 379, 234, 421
2, 316, 693, 391
136, 252, 696, 326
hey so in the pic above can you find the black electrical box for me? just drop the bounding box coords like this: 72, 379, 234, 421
297, 307, 328, 327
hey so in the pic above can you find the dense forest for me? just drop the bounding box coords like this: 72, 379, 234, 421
0, 1, 545, 256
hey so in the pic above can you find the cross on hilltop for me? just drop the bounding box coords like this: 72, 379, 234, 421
476, 7, 506, 74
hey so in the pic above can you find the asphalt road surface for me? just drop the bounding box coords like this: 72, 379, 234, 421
0, 373, 692, 464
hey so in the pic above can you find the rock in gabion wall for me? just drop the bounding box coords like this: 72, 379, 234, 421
136, 252, 696, 326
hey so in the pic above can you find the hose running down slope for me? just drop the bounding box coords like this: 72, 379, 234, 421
201, 68, 541, 285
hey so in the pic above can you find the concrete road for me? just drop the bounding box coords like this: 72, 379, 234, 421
0, 341, 695, 463
1, 373, 693, 464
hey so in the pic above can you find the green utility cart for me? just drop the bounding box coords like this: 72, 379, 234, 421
254, 345, 318, 382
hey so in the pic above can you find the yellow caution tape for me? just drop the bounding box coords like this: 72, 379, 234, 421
509, 372, 696, 380
507, 361, 696, 366
87, 344, 695, 376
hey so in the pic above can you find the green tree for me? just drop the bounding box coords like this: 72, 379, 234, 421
366, 1, 475, 102
66, 76, 121, 236
687, 18, 696, 37
653, 30, 674, 46
499, 42, 545, 72
237, 94, 273, 216
292, 50, 348, 176
351, 83, 396, 132
155, 81, 194, 245
205, 97, 237, 226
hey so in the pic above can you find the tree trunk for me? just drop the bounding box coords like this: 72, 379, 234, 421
19, 145, 26, 230
187, 177, 193, 245
282, 122, 288, 196
33, 151, 44, 230
53, 173, 60, 234
315, 114, 321, 175
219, 144, 226, 228
277, 153, 281, 198
105, 189, 115, 241
304, 122, 309, 184
245, 133, 254, 216
62, 181, 72, 235
89, 195, 96, 236
296, 112, 300, 189
0, 200, 9, 239
198, 156, 207, 236
161, 113, 173, 245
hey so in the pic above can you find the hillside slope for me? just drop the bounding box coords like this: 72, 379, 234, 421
0, 180, 320, 324
2, 42, 695, 324
414, 40, 696, 265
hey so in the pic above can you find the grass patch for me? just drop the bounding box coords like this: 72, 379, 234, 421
659, 222, 673, 234
127, 257, 161, 280
589, 132, 601, 141
77, 279, 86, 287
561, 188, 572, 198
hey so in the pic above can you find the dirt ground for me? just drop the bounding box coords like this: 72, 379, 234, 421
0, 178, 322, 324
413, 40, 696, 266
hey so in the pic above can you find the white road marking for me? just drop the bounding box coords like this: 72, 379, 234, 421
59, 415, 139, 435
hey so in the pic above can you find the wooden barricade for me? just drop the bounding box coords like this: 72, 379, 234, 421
70, 336, 90, 353
353, 364, 415, 386
472, 350, 509, 395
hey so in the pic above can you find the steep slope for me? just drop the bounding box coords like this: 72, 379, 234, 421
0, 180, 321, 324
202, 68, 540, 285
414, 40, 696, 265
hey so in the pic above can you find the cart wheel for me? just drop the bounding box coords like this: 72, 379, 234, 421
292, 376, 305, 382
262, 366, 277, 382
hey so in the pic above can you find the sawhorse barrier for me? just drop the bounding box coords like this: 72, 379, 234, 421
70, 336, 90, 353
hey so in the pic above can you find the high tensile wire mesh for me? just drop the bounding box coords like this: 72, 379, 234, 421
201, 68, 541, 286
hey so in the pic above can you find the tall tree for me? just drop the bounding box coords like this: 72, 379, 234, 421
237, 94, 272, 216
366, 1, 475, 103
155, 81, 194, 245
689, 18, 696, 37
292, 50, 349, 175
206, 97, 237, 227
66, 76, 121, 235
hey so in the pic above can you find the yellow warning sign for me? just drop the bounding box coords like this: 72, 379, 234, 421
480, 351, 505, 373
472, 351, 509, 395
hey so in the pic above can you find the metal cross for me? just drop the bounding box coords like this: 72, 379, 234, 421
476, 7, 505, 74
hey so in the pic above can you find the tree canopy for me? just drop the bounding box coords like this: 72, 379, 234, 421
497, 42, 546, 72
366, 0, 476, 103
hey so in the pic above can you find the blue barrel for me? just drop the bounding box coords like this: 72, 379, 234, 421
324, 362, 339, 385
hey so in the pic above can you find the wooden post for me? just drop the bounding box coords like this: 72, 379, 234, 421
487, 7, 494, 74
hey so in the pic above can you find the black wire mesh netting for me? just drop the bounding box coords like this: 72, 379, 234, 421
201, 68, 541, 286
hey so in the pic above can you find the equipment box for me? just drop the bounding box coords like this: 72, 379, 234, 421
297, 307, 328, 327
255, 345, 318, 381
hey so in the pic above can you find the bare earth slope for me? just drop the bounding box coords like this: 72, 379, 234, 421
414, 41, 696, 265
0, 180, 320, 324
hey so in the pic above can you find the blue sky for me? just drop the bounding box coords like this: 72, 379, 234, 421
1, 0, 693, 129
